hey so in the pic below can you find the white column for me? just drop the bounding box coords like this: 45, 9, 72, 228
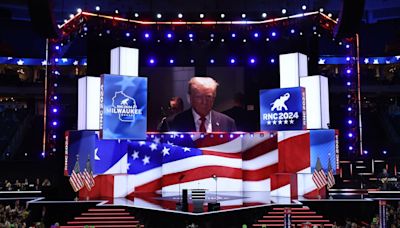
110, 47, 139, 76
279, 53, 308, 88
78, 76, 101, 130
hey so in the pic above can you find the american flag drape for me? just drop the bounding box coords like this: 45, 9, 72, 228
82, 157, 95, 191
69, 159, 84, 192
312, 157, 327, 189
327, 158, 335, 189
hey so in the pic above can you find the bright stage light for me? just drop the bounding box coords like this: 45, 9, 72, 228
291, 29, 295, 34
346, 82, 351, 86
144, 33, 150, 39
349, 146, 353, 151
348, 133, 353, 138
77, 8, 82, 13
302, 5, 307, 10
348, 107, 352, 112
220, 13, 225, 18
125, 32, 130, 37
52, 108, 58, 113
149, 58, 155, 64
200, 13, 204, 18
348, 120, 353, 125
319, 8, 324, 12
134, 13, 139, 17
262, 13, 267, 18
241, 13, 246, 18
115, 9, 119, 14
166, 33, 172, 39
230, 58, 236, 64
188, 33, 193, 38
178, 13, 183, 18
52, 121, 58, 126
169, 59, 174, 64
282, 9, 287, 14
250, 58, 256, 64
95, 6, 100, 11
231, 33, 236, 38
270, 58, 275, 63
271, 32, 276, 37
210, 59, 215, 64
346, 69, 351, 74
157, 13, 162, 19
254, 32, 259, 38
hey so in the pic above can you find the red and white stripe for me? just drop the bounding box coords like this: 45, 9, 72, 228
327, 170, 335, 189
69, 171, 84, 192
312, 169, 327, 189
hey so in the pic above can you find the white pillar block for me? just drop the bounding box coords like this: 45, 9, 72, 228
279, 53, 308, 88
110, 47, 139, 76
78, 76, 101, 130
300, 75, 330, 129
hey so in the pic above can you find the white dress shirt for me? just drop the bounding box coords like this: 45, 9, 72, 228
192, 109, 212, 132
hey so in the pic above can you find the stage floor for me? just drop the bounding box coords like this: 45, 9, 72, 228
97, 191, 300, 215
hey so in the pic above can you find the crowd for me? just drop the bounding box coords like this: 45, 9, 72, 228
0, 178, 51, 191
0, 200, 29, 228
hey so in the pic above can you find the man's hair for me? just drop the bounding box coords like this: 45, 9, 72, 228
188, 77, 219, 95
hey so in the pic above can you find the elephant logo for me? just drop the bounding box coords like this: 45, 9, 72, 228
270, 93, 290, 111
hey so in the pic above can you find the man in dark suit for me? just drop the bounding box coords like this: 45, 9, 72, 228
169, 77, 236, 132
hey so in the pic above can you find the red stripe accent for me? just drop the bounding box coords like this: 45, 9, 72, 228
194, 134, 240, 148
135, 178, 162, 192
242, 135, 278, 160
202, 150, 242, 159
161, 166, 242, 187
243, 164, 278, 181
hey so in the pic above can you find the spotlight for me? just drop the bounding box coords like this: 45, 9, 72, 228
290, 29, 295, 34
348, 120, 353, 124
230, 58, 236, 64
270, 58, 275, 63
157, 13, 162, 19
188, 33, 194, 38
383, 150, 387, 155
52, 108, 58, 113
346, 82, 351, 86
178, 13, 183, 18
262, 13, 267, 18
149, 58, 155, 64
349, 146, 353, 151
125, 32, 130, 37
169, 59, 174, 64
271, 32, 276, 37
200, 13, 204, 18
77, 8, 82, 13
210, 59, 215, 64
115, 9, 119, 14
348, 133, 353, 138
253, 32, 259, 38
220, 13, 225, 18
241, 13, 246, 18
328, 13, 332, 17
363, 150, 368, 154
302, 5, 307, 10
95, 6, 100, 11
346, 69, 351, 74
52, 121, 58, 126
282, 9, 287, 14
319, 8, 324, 12
250, 58, 256, 64
134, 13, 139, 17
166, 33, 172, 39
144, 33, 150, 38
348, 107, 352, 111
231, 33, 236, 38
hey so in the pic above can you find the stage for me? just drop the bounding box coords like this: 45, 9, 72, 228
15, 190, 399, 227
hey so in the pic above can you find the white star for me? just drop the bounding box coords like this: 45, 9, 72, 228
162, 147, 170, 156
41, 60, 47, 66
149, 143, 158, 151
183, 147, 191, 152
267, 121, 271, 125
396, 56, 400, 60
17, 59, 24, 65
278, 120, 282, 125
153, 137, 161, 144
132, 151, 139, 160
318, 58, 325, 64
73, 60, 79, 66
94, 148, 100, 160
126, 162, 131, 170
386, 60, 391, 64
167, 141, 175, 146
114, 76, 140, 91
138, 141, 146, 146
142, 155, 150, 165
364, 58, 369, 64
284, 120, 288, 124
290, 120, 295, 124
272, 120, 277, 125
373, 59, 379, 64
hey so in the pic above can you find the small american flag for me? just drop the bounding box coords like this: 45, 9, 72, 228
312, 157, 327, 189
327, 158, 335, 189
82, 158, 95, 191
69, 159, 84, 192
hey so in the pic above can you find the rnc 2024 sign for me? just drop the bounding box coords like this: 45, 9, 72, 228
100, 74, 147, 140
260, 87, 306, 131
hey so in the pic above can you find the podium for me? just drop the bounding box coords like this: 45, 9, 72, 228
191, 189, 206, 213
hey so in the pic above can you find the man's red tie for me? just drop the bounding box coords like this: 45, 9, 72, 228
199, 116, 206, 132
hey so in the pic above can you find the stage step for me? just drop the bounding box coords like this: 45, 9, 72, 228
74, 216, 136, 220
62, 206, 144, 228
68, 220, 139, 224
87, 208, 126, 212
268, 211, 317, 215
252, 205, 333, 227
60, 225, 144, 228
81, 212, 130, 216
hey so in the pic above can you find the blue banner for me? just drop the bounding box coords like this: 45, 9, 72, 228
100, 74, 147, 140
260, 87, 306, 131
310, 130, 337, 174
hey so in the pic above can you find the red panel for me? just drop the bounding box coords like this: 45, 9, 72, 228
278, 133, 310, 173
79, 175, 114, 198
